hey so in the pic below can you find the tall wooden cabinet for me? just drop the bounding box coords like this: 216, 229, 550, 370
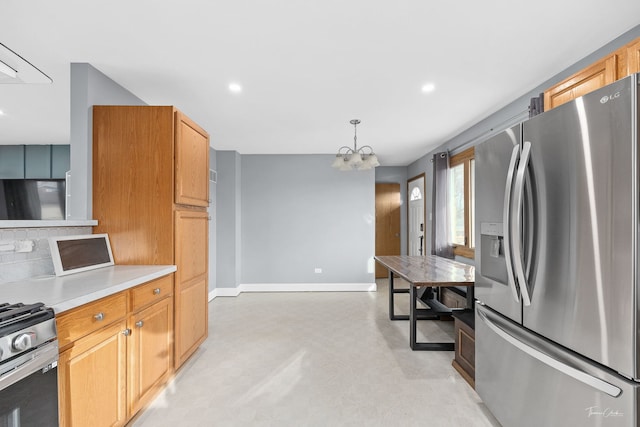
93, 106, 210, 370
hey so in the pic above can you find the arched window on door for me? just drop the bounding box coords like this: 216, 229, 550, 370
410, 187, 422, 201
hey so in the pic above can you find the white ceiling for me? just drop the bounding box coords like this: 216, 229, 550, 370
1, 1, 639, 166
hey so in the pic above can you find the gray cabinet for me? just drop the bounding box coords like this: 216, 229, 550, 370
0, 145, 25, 178
51, 145, 70, 179
0, 145, 70, 179
25, 145, 52, 179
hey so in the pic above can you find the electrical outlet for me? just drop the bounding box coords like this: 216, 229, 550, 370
14, 240, 34, 253
314, 268, 322, 274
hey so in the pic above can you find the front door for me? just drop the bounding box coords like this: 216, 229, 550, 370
375, 183, 401, 278
407, 174, 425, 256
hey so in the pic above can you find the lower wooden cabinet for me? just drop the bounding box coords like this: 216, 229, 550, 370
128, 296, 173, 416
176, 278, 207, 366
58, 320, 128, 427
174, 210, 208, 368
57, 275, 174, 427
452, 311, 476, 389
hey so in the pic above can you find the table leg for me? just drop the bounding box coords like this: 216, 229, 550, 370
410, 283, 455, 351
466, 286, 475, 309
388, 269, 395, 320
388, 270, 409, 321
410, 284, 417, 349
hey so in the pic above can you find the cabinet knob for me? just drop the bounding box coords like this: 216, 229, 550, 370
135, 320, 144, 328
153, 288, 161, 295
122, 329, 132, 336
94, 312, 105, 321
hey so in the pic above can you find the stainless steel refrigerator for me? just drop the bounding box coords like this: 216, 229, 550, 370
475, 73, 640, 426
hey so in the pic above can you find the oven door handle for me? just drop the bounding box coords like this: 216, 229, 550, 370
0, 340, 59, 392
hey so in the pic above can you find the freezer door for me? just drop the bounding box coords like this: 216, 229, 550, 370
474, 124, 522, 322
522, 75, 638, 379
476, 304, 639, 427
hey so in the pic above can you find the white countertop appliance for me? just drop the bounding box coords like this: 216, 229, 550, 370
475, 73, 640, 426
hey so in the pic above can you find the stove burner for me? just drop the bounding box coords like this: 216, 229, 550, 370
0, 303, 55, 338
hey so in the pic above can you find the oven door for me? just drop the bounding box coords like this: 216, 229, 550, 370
0, 341, 59, 427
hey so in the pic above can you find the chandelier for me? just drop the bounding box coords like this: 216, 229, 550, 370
331, 119, 380, 171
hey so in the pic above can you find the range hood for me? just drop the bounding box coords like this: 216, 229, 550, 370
0, 43, 52, 84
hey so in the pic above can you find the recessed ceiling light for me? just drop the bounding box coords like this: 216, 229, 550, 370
0, 110, 4, 116
228, 83, 242, 93
421, 83, 436, 93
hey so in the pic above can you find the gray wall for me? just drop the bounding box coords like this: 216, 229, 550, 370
240, 154, 375, 284
216, 151, 242, 288
410, 24, 640, 263
375, 166, 408, 255
69, 63, 146, 220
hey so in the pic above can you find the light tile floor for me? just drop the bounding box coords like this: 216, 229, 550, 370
132, 279, 501, 427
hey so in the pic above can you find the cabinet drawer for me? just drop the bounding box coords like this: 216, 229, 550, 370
131, 275, 173, 312
57, 292, 127, 347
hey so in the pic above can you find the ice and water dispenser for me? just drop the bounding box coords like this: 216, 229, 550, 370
480, 222, 508, 285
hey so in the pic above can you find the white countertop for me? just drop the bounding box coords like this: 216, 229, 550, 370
0, 265, 176, 313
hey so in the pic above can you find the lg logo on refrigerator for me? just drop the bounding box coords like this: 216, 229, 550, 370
600, 92, 621, 104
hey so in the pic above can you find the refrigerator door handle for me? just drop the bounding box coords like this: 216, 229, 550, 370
512, 140, 533, 306
477, 307, 622, 397
503, 145, 521, 303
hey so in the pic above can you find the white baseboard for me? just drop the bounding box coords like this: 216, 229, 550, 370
209, 282, 376, 300
208, 287, 241, 301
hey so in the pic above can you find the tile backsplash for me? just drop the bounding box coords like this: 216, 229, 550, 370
0, 227, 92, 284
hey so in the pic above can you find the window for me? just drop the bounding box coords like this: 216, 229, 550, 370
448, 147, 475, 258
410, 187, 422, 201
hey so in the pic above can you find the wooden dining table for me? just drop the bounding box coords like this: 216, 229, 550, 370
374, 255, 475, 351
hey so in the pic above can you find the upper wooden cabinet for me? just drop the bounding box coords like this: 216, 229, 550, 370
544, 36, 640, 111
175, 111, 210, 207
627, 39, 640, 75
544, 54, 617, 111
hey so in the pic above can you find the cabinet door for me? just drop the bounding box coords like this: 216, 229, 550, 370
51, 144, 71, 178
58, 320, 128, 427
627, 39, 640, 75
544, 54, 617, 110
174, 209, 208, 368
129, 296, 174, 415
176, 278, 208, 367
25, 145, 52, 178
174, 111, 210, 207
0, 145, 24, 178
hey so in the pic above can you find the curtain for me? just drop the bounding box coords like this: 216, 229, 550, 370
529, 92, 544, 118
431, 152, 454, 259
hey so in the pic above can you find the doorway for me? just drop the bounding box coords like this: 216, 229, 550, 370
375, 183, 401, 278
407, 174, 426, 256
